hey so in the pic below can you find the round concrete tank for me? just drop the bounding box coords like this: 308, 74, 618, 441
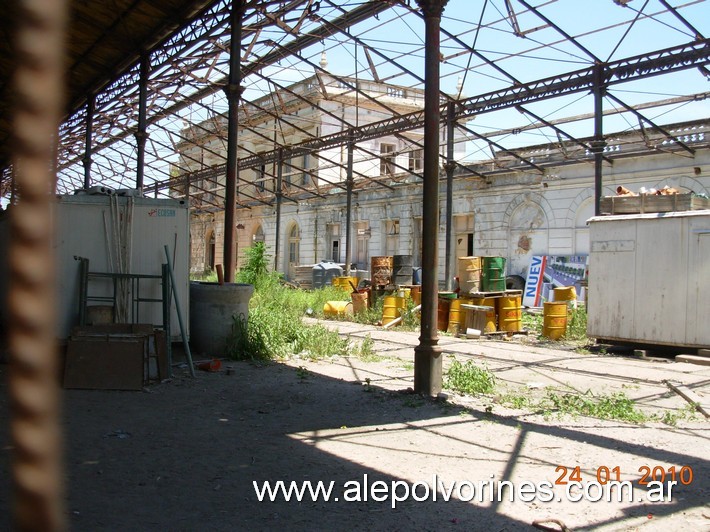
189, 282, 254, 357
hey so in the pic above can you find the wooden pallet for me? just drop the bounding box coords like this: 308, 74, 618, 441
468, 289, 522, 298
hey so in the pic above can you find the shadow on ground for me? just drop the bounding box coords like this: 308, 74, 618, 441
1, 356, 708, 531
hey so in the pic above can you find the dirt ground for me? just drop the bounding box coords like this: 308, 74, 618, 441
1, 322, 709, 531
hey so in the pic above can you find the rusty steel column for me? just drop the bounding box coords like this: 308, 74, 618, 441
444, 102, 455, 291
223, 0, 245, 282
135, 52, 149, 191
82, 94, 94, 190
274, 150, 283, 271
592, 64, 606, 216
345, 134, 354, 274
414, 0, 448, 396
10, 0, 66, 529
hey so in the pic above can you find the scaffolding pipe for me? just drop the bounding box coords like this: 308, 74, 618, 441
414, 0, 448, 397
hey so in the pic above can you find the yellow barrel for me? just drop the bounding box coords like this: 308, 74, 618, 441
333, 276, 358, 292
447, 297, 472, 335
543, 301, 568, 340
410, 285, 421, 306
496, 295, 522, 332
323, 301, 353, 317
553, 286, 577, 305
351, 292, 368, 314
398, 287, 411, 299
472, 297, 497, 332
457, 256, 482, 294
382, 295, 406, 326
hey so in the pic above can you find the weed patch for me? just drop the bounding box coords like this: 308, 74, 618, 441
444, 359, 496, 395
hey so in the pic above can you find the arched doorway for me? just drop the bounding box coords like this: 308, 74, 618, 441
206, 230, 216, 271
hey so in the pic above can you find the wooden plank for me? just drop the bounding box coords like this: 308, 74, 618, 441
666, 380, 710, 418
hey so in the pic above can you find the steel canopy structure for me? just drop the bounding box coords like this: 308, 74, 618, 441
1, 0, 707, 203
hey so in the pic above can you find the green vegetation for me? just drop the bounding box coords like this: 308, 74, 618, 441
444, 359, 497, 395
226, 243, 373, 361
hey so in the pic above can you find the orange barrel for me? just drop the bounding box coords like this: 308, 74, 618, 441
371, 256, 393, 287
496, 295, 522, 332
382, 295, 406, 326
447, 298, 463, 335
351, 291, 368, 314
323, 301, 353, 317
457, 256, 482, 294
543, 301, 568, 340
437, 297, 451, 332
481, 256, 506, 292
410, 285, 422, 306
472, 297, 497, 332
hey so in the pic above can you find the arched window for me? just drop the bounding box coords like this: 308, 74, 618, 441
253, 225, 265, 243
288, 224, 300, 265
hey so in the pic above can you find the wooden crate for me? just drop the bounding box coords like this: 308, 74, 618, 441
600, 193, 710, 215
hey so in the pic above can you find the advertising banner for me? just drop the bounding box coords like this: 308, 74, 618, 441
523, 255, 588, 307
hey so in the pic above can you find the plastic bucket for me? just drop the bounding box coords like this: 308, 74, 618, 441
351, 292, 368, 314
481, 256, 506, 292
412, 267, 422, 285
323, 301, 353, 317
371, 256, 393, 287
496, 295, 522, 332
472, 297, 497, 332
458, 256, 482, 294
543, 301, 568, 340
382, 295, 406, 326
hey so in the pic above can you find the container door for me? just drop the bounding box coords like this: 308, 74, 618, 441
685, 218, 710, 346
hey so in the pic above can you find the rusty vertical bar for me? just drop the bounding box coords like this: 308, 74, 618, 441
444, 102, 455, 291
223, 0, 244, 282
82, 94, 94, 190
274, 150, 283, 271
592, 64, 606, 216
414, 0, 448, 396
9, 0, 66, 529
135, 52, 149, 191
345, 133, 354, 275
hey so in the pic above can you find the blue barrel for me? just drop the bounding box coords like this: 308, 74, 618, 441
412, 267, 422, 285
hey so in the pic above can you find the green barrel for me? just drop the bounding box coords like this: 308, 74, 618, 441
481, 257, 506, 292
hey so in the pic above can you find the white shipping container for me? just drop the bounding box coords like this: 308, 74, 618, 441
587, 209, 710, 349
53, 194, 190, 340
